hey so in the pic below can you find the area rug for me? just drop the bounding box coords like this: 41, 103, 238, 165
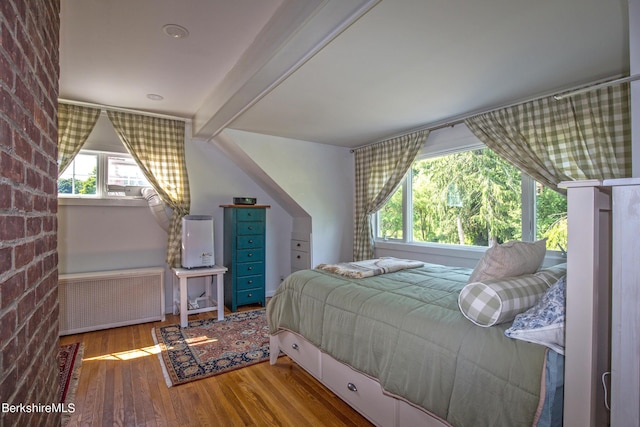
152, 309, 274, 387
58, 342, 83, 426
58, 342, 83, 403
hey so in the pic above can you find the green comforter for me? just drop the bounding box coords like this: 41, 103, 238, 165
267, 263, 547, 427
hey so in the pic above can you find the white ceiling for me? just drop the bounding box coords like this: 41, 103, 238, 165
59, 0, 630, 148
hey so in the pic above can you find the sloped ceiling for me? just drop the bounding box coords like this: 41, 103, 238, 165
59, 0, 630, 148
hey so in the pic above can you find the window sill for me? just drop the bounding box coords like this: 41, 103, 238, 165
58, 197, 148, 207
374, 239, 566, 267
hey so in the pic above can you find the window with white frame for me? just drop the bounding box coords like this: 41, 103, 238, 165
375, 146, 567, 251
58, 150, 149, 198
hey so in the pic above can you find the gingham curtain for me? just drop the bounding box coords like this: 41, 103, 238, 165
353, 130, 428, 261
464, 83, 631, 192
107, 111, 190, 267
57, 103, 101, 175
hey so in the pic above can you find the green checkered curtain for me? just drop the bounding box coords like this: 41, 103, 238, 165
107, 111, 190, 267
465, 83, 631, 192
57, 103, 101, 175
353, 130, 428, 261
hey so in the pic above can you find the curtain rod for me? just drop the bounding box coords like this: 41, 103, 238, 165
58, 98, 192, 123
350, 73, 637, 152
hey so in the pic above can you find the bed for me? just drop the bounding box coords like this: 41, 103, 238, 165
267, 258, 566, 427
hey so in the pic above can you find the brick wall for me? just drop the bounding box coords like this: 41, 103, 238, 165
0, 0, 61, 426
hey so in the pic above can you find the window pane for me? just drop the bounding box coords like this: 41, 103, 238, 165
107, 155, 149, 195
378, 185, 403, 239
58, 153, 98, 195
535, 183, 567, 251
411, 149, 522, 246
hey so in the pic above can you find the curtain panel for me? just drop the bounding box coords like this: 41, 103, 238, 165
57, 103, 101, 175
107, 111, 190, 267
353, 130, 428, 261
464, 83, 631, 192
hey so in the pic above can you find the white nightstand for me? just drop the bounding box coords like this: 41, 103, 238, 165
171, 265, 227, 328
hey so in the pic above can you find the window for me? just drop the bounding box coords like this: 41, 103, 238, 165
376, 148, 567, 251
58, 150, 149, 198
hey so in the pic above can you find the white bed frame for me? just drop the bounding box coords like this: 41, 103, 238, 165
270, 179, 640, 427
269, 331, 449, 427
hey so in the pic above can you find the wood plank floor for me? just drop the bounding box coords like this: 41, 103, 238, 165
59, 304, 373, 427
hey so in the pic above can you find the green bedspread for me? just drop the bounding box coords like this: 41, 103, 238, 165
267, 263, 547, 427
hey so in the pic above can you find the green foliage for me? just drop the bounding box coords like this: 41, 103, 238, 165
379, 149, 567, 250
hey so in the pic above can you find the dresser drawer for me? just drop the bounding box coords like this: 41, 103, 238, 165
237, 209, 265, 222
237, 221, 265, 235
235, 261, 263, 277
237, 248, 264, 263
237, 235, 264, 249
291, 250, 310, 271
236, 288, 263, 305
321, 354, 395, 427
291, 239, 310, 253
236, 275, 264, 291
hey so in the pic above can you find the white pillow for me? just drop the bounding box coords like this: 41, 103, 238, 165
504, 276, 566, 354
468, 239, 547, 283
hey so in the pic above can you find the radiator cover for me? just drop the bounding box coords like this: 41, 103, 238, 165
59, 267, 165, 335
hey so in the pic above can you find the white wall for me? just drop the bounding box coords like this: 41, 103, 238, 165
225, 129, 354, 264
58, 120, 354, 311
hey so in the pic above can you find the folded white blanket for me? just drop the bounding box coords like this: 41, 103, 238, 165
316, 257, 424, 279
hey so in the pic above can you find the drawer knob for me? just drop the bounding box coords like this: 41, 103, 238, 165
347, 383, 358, 392
296, 243, 301, 247
248, 253, 253, 257
248, 266, 253, 271
248, 293, 252, 297
291, 343, 299, 350
248, 239, 253, 243
248, 226, 253, 230
296, 255, 301, 259
248, 280, 253, 284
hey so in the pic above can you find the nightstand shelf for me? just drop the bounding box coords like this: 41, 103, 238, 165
171, 265, 227, 328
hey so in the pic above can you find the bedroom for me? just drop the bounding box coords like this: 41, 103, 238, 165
1, 0, 638, 426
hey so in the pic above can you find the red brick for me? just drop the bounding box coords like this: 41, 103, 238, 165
0, 272, 24, 308
26, 216, 40, 236
13, 187, 32, 211
0, 151, 25, 182
0, 215, 24, 240
0, 182, 11, 208
0, 246, 11, 274
14, 240, 34, 268
0, 307, 16, 342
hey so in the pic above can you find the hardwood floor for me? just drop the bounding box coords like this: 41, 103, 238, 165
59, 304, 373, 427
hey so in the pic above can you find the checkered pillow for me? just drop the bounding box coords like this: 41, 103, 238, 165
458, 274, 551, 327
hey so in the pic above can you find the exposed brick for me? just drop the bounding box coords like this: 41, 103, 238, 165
14, 240, 34, 268
0, 308, 17, 342
0, 215, 24, 240
0, 182, 11, 209
0, 151, 25, 183
1, 2, 60, 424
26, 216, 40, 236
0, 273, 24, 309
13, 187, 32, 211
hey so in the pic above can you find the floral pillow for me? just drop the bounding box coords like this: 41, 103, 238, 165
504, 275, 566, 354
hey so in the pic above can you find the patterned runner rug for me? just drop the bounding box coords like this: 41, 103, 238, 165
58, 341, 83, 426
152, 309, 273, 387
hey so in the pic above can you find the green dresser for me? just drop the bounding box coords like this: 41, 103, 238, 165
221, 205, 269, 312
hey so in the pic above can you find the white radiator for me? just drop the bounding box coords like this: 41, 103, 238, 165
59, 267, 165, 335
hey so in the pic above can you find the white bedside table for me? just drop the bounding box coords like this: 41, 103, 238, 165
171, 265, 227, 328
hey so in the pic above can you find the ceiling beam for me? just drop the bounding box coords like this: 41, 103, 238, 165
192, 0, 381, 141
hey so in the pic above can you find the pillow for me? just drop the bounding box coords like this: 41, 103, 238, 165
504, 276, 566, 354
467, 239, 547, 283
458, 273, 551, 327
535, 262, 567, 286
